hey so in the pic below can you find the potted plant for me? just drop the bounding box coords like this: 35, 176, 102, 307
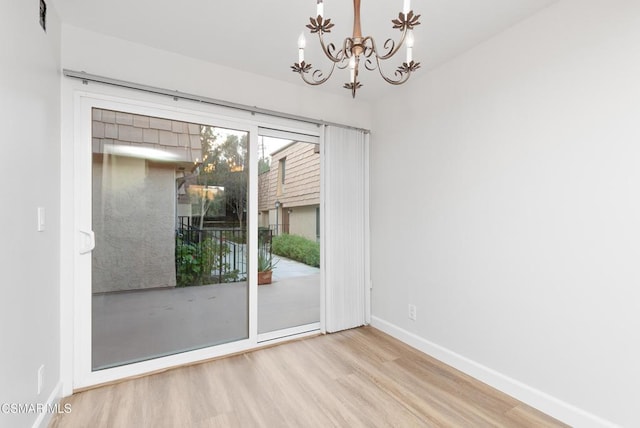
257, 249, 278, 285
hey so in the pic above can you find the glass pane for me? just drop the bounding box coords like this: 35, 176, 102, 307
91, 108, 249, 370
257, 136, 321, 334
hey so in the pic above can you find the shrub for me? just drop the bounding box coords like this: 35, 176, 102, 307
271, 234, 320, 267
175, 240, 202, 286
175, 235, 234, 286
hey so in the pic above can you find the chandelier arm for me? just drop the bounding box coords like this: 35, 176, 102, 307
336, 58, 350, 70
359, 37, 374, 57
343, 37, 357, 60
298, 62, 338, 86
364, 57, 376, 71
317, 31, 344, 63
372, 56, 412, 85
371, 30, 407, 61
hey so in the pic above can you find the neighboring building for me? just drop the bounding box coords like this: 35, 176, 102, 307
92, 108, 201, 292
258, 141, 320, 241
92, 110, 249, 292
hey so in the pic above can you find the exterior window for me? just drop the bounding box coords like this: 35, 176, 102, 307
277, 157, 286, 195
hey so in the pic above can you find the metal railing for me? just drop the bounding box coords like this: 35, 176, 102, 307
176, 221, 272, 287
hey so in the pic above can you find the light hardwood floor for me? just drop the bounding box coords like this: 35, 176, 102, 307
50, 327, 568, 427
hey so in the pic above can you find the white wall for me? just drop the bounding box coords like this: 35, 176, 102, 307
61, 25, 372, 130
370, 0, 640, 426
0, 1, 62, 427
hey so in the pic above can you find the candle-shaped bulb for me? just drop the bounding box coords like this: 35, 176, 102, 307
317, 0, 324, 17
406, 31, 414, 48
349, 56, 356, 83
298, 33, 306, 63
406, 31, 414, 63
403, 0, 411, 14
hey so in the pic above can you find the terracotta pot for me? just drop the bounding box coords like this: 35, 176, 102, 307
258, 270, 272, 285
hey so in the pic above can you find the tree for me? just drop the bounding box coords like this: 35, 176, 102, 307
258, 157, 270, 174
193, 127, 248, 228
258, 137, 271, 174
226, 168, 247, 226
221, 134, 248, 226
192, 126, 218, 228
188, 184, 224, 228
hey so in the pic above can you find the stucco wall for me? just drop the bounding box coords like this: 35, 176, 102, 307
90, 108, 202, 293
92, 156, 177, 292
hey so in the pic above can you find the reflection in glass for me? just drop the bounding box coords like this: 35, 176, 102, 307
91, 109, 248, 370
257, 136, 321, 334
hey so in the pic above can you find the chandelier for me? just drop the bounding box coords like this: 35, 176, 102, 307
291, 0, 421, 98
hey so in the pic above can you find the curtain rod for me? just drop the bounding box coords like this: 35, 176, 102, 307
63, 69, 370, 133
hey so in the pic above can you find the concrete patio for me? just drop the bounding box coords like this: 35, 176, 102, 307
92, 257, 319, 370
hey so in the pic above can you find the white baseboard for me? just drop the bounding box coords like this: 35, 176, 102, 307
32, 381, 63, 428
370, 316, 618, 428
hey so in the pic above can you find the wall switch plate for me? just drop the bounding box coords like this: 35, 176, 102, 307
408, 304, 417, 321
37, 365, 44, 395
37, 207, 46, 231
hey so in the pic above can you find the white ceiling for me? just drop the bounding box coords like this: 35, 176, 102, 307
53, 0, 558, 102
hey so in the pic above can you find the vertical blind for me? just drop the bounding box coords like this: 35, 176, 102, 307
323, 126, 368, 332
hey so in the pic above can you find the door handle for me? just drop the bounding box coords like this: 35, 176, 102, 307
79, 230, 95, 254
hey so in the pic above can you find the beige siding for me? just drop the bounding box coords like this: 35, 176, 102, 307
257, 141, 320, 240
258, 170, 272, 212
258, 142, 320, 211
92, 108, 202, 163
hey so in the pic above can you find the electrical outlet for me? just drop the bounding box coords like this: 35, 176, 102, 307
408, 304, 417, 321
37, 365, 44, 395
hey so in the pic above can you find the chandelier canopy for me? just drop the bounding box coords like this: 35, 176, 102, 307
291, 0, 421, 98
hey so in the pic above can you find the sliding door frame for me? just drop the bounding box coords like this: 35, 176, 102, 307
255, 126, 324, 344
68, 88, 323, 390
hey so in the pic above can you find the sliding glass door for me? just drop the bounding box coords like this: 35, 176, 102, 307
90, 108, 250, 370
74, 95, 325, 388
256, 129, 321, 339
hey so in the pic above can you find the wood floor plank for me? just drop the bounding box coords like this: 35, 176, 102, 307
50, 327, 568, 428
